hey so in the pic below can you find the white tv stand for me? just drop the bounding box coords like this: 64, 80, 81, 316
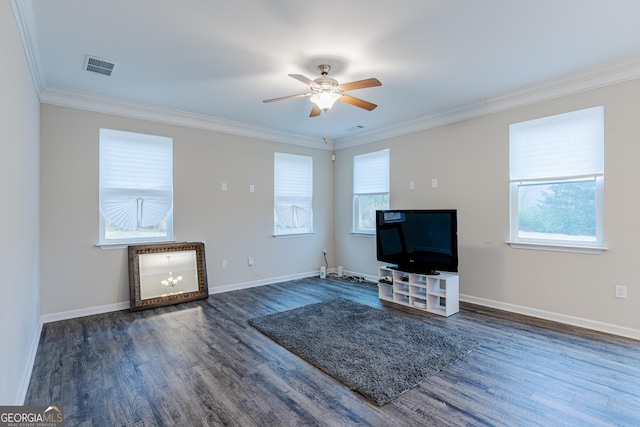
377, 266, 459, 317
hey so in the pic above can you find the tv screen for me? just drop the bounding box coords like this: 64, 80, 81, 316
376, 209, 458, 274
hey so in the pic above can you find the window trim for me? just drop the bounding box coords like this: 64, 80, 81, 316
505, 240, 607, 254
506, 105, 607, 253
508, 107, 605, 253
98, 129, 174, 247
273, 152, 314, 237
509, 176, 605, 250
508, 175, 606, 253
352, 149, 390, 234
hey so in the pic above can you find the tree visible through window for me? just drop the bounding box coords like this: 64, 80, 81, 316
518, 180, 596, 240
509, 106, 604, 246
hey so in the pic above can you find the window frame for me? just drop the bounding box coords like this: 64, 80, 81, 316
508, 107, 605, 253
352, 149, 390, 235
98, 128, 174, 247
273, 152, 314, 237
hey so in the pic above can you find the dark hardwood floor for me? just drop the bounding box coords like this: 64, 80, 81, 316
25, 277, 640, 426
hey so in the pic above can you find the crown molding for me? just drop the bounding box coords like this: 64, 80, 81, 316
335, 55, 640, 149
11, 0, 45, 94
39, 86, 328, 149
43, 52, 640, 152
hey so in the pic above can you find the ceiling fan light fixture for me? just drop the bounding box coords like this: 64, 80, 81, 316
310, 92, 340, 111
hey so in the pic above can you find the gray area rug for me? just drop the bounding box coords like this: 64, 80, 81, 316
248, 298, 479, 405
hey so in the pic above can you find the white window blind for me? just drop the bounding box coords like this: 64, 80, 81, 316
353, 149, 390, 234
99, 129, 173, 244
354, 149, 390, 194
510, 106, 604, 181
274, 152, 313, 235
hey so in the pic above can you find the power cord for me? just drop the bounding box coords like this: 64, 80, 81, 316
322, 252, 365, 282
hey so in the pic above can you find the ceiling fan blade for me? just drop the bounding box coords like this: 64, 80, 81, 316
339, 94, 378, 111
337, 78, 381, 92
289, 74, 321, 89
263, 93, 312, 103
309, 103, 322, 117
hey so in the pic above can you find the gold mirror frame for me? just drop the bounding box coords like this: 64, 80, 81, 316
128, 242, 208, 311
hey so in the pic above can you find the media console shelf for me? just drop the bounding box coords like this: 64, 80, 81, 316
378, 266, 459, 317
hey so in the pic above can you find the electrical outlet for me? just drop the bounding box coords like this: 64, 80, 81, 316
322, 249, 327, 255
248, 257, 254, 266
221, 259, 227, 269
615, 285, 627, 299
432, 179, 438, 188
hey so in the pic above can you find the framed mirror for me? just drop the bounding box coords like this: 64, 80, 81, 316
128, 242, 208, 311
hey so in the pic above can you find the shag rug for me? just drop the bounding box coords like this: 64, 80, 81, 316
248, 298, 479, 405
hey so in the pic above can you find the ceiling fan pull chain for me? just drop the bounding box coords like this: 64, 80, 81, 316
323, 111, 329, 143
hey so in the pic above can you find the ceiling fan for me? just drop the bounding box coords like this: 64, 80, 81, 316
263, 64, 381, 117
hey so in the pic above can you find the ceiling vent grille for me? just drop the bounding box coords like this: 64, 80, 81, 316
84, 55, 116, 76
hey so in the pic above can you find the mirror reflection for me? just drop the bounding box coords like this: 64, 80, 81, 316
139, 250, 199, 299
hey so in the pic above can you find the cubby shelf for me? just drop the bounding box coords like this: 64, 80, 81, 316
377, 266, 459, 317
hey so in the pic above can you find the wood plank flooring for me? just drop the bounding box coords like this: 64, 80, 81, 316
25, 277, 640, 426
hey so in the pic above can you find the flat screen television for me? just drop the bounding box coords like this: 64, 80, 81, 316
376, 209, 458, 274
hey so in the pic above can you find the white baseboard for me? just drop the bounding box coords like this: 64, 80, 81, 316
40, 301, 130, 324
208, 271, 318, 294
37, 274, 640, 342
39, 272, 321, 323
346, 268, 639, 341
460, 294, 640, 341
15, 318, 43, 405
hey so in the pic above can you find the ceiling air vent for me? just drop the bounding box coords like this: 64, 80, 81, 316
84, 55, 116, 76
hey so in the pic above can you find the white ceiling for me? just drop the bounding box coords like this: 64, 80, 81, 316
15, 0, 640, 148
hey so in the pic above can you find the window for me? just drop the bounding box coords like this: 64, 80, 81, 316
99, 129, 174, 245
353, 149, 390, 234
509, 106, 604, 249
274, 152, 313, 236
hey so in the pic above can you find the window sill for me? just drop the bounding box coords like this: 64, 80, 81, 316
351, 232, 375, 237
97, 240, 176, 250
506, 240, 607, 254
273, 232, 315, 238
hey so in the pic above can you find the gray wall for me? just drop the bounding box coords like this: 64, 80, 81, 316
39, 76, 640, 339
39, 105, 334, 316
335, 80, 640, 336
1, 1, 41, 404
